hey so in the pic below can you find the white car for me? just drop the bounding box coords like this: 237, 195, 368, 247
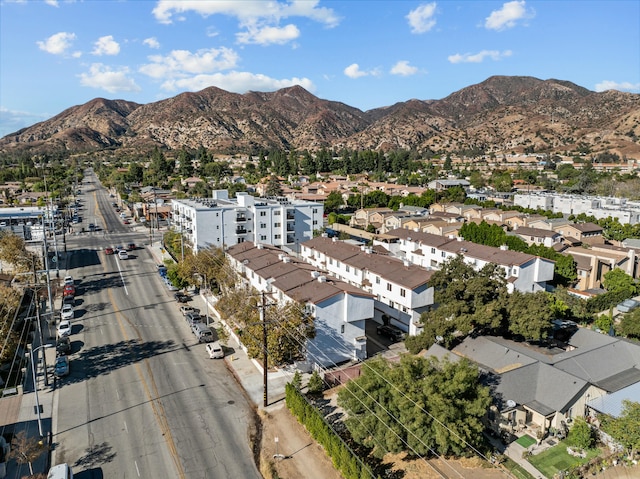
63, 275, 74, 286
57, 320, 72, 338
206, 342, 224, 359
60, 304, 74, 320
118, 250, 128, 260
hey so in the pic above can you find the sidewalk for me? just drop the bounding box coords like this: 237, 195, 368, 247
148, 243, 296, 408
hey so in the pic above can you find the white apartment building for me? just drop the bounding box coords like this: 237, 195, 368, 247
514, 193, 640, 225
171, 190, 323, 253
226, 242, 372, 367
382, 229, 555, 294
300, 236, 435, 336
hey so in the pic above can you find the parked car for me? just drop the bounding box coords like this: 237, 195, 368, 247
206, 342, 224, 359
174, 292, 189, 303
60, 304, 74, 321
192, 323, 214, 343
57, 320, 72, 338
185, 312, 202, 326
62, 295, 75, 307
126, 243, 136, 251
123, 219, 130, 225
376, 324, 405, 341
180, 306, 200, 316
63, 285, 75, 297
54, 356, 70, 377
56, 336, 71, 355
105, 246, 114, 255
63, 275, 74, 285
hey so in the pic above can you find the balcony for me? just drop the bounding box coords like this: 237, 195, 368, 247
235, 214, 247, 222
236, 227, 248, 235
286, 225, 295, 232
286, 211, 295, 220
286, 234, 295, 244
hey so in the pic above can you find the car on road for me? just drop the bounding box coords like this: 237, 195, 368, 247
63, 275, 74, 285
174, 292, 189, 303
60, 304, 74, 320
118, 250, 129, 260
63, 285, 75, 297
123, 219, 130, 225
56, 336, 71, 355
104, 246, 114, 255
126, 243, 136, 251
62, 295, 75, 307
180, 306, 200, 316
57, 320, 72, 338
206, 342, 224, 359
88, 223, 95, 231
376, 324, 405, 341
54, 355, 70, 377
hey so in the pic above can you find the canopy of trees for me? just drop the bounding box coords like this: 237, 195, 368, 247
337, 355, 491, 458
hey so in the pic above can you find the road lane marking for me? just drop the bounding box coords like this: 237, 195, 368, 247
134, 460, 140, 477
116, 389, 120, 400
115, 258, 129, 295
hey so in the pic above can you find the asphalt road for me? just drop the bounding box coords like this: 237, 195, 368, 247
52, 169, 261, 479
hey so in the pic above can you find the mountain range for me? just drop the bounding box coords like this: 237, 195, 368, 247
1, 75, 639, 158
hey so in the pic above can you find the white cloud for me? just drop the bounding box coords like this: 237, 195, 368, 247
390, 60, 418, 76
92, 35, 120, 56
152, 0, 340, 27
448, 49, 512, 64
36, 32, 76, 55
485, 1, 533, 31
44, 0, 59, 6
344, 63, 381, 79
595, 80, 640, 93
160, 71, 315, 94
143, 37, 161, 49
237, 24, 300, 45
79, 63, 140, 93
406, 2, 437, 34
139, 47, 239, 79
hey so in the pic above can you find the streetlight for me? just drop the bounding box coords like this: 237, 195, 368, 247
30, 344, 53, 437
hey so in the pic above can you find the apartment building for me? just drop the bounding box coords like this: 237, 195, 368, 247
383, 229, 555, 293
300, 236, 434, 336
226, 242, 372, 367
171, 190, 323, 253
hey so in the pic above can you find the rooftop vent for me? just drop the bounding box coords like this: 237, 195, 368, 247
317, 276, 327, 283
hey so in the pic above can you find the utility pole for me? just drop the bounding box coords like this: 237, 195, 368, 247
258, 291, 276, 407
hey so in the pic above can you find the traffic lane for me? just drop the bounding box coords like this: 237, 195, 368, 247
115, 253, 262, 479
56, 245, 183, 478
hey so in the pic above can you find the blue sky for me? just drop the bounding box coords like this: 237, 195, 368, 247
1, 0, 639, 138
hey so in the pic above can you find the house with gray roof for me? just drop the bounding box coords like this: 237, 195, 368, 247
428, 327, 640, 437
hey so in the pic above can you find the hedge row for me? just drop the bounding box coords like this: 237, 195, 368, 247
285, 384, 376, 479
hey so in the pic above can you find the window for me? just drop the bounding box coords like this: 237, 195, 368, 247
274, 222, 281, 228
260, 235, 267, 241
274, 211, 281, 216
313, 208, 318, 214
313, 220, 318, 225
341, 324, 345, 334
387, 283, 392, 291
431, 247, 435, 254
260, 223, 266, 228
275, 234, 281, 239
400, 288, 406, 297
329, 258, 333, 265
441, 251, 446, 257
375, 276, 380, 284
345, 266, 350, 273
260, 211, 266, 217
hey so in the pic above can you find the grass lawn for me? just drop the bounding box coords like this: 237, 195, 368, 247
516, 435, 537, 448
529, 441, 600, 478
503, 457, 536, 479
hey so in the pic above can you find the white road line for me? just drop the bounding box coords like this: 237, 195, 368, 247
115, 257, 129, 295
116, 389, 120, 400
134, 460, 140, 477
124, 421, 128, 433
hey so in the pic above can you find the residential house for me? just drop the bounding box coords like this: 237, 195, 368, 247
349, 208, 394, 230
300, 236, 434, 336
508, 226, 563, 248
382, 228, 555, 293
562, 244, 639, 290
427, 326, 640, 437
553, 222, 605, 246
226, 242, 372, 367
427, 179, 470, 192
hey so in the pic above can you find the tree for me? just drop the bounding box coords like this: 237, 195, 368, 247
602, 269, 637, 295
307, 370, 324, 395
567, 418, 595, 449
265, 175, 283, 196
619, 309, 640, 339
506, 290, 553, 341
323, 191, 344, 213
9, 431, 46, 476
600, 400, 640, 457
337, 356, 491, 458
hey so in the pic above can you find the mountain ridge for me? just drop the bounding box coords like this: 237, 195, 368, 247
2, 75, 639, 157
